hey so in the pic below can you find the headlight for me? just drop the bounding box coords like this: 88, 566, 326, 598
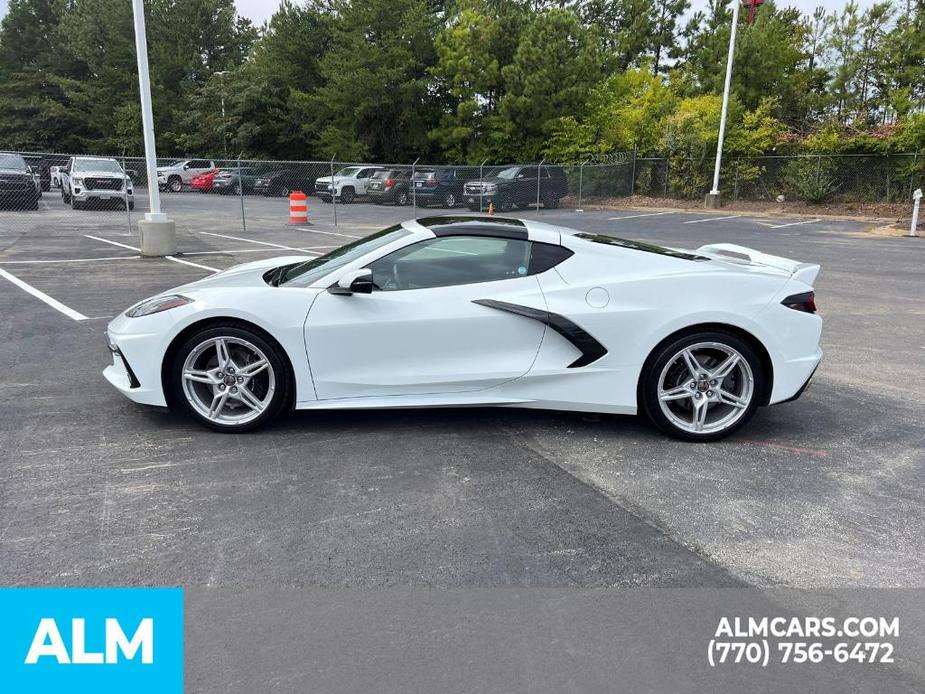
125, 294, 193, 317
72, 177, 83, 186
485, 183, 498, 193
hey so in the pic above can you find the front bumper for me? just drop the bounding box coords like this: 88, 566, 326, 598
73, 188, 133, 202
104, 321, 169, 407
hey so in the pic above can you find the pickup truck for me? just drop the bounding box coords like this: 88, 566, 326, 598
156, 159, 216, 192
61, 156, 134, 210
314, 165, 385, 203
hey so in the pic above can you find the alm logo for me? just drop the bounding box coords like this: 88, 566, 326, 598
25, 617, 154, 665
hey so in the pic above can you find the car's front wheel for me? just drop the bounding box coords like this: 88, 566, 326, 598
640, 331, 764, 441
168, 176, 182, 192
170, 325, 291, 432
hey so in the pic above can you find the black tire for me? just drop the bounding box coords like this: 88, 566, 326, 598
71, 197, 83, 211
169, 325, 292, 433
639, 330, 765, 442
168, 176, 182, 192
444, 192, 457, 208
278, 186, 291, 197
340, 187, 355, 204
543, 194, 560, 209
397, 190, 409, 206
27, 196, 39, 210
498, 195, 513, 213
62, 189, 71, 204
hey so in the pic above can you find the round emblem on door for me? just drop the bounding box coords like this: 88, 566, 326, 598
585, 287, 610, 308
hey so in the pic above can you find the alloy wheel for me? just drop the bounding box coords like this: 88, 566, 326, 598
181, 336, 276, 426
657, 341, 754, 435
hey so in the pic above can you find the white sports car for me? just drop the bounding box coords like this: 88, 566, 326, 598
104, 216, 822, 441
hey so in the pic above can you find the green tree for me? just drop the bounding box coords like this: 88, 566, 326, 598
496, 8, 604, 159
308, 0, 442, 161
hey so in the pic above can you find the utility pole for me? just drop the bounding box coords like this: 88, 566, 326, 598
131, 0, 176, 255
705, 0, 742, 210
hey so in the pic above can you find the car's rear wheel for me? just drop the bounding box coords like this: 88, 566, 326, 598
640, 331, 763, 442
444, 192, 456, 208
397, 190, 409, 206
170, 326, 291, 432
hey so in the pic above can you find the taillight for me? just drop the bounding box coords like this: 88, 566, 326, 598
426, 179, 437, 186
384, 178, 394, 188
782, 291, 816, 313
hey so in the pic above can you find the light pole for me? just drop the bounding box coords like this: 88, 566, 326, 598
215, 70, 228, 159
131, 0, 176, 255
705, 0, 742, 209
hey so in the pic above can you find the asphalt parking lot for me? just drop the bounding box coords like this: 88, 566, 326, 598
1, 191, 923, 590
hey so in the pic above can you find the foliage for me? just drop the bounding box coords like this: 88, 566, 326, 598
781, 156, 841, 202
0, 0, 922, 178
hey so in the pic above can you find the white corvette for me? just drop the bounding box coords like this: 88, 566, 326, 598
105, 216, 822, 441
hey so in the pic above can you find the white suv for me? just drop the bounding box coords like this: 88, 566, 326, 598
314, 166, 384, 203
156, 159, 215, 192
61, 157, 134, 210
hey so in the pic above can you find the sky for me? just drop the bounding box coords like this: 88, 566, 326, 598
0, 0, 882, 29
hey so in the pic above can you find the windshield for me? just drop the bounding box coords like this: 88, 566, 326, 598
0, 153, 27, 171
495, 167, 520, 180
280, 225, 412, 286
73, 159, 124, 174
334, 166, 361, 177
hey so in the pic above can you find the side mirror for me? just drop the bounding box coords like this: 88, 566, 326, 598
328, 268, 373, 295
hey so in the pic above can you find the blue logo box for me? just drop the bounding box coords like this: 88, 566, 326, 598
0, 587, 183, 693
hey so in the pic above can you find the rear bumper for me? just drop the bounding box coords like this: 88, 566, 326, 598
768, 346, 823, 405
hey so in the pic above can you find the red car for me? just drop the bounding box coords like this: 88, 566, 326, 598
190, 168, 220, 193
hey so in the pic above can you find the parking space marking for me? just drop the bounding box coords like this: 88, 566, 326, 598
607, 211, 674, 221
683, 215, 742, 225
295, 227, 361, 238
199, 231, 323, 254
0, 267, 89, 321
86, 234, 220, 272
770, 219, 820, 229
0, 255, 141, 264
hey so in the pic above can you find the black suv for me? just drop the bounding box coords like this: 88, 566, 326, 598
0, 152, 40, 209
411, 167, 474, 208
464, 165, 568, 212
367, 169, 411, 205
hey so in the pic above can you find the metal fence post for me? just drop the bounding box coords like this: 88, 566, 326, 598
237, 154, 246, 232
479, 158, 488, 213
536, 157, 545, 215
329, 155, 337, 227
912, 153, 919, 200
577, 158, 588, 212
664, 159, 669, 197
411, 157, 419, 218
121, 148, 132, 232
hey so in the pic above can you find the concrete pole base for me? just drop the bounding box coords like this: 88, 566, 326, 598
138, 218, 177, 256
704, 192, 722, 209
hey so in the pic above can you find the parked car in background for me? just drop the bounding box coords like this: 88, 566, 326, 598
191, 168, 220, 193
254, 169, 317, 197
0, 152, 40, 209
410, 167, 474, 208
367, 169, 411, 205
213, 166, 259, 195
156, 159, 216, 192
464, 164, 568, 212
314, 165, 384, 203
24, 156, 51, 191
61, 156, 134, 210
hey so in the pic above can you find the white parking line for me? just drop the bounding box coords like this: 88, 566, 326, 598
296, 227, 361, 238
199, 231, 322, 254
0, 255, 140, 264
607, 212, 674, 221
683, 215, 742, 225
0, 267, 89, 321
770, 219, 821, 229
85, 234, 220, 272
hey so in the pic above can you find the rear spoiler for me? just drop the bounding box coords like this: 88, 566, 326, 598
696, 243, 820, 286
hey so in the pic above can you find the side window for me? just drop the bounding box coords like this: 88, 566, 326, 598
368, 236, 533, 291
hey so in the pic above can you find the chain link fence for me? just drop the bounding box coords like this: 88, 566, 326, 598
1, 149, 921, 242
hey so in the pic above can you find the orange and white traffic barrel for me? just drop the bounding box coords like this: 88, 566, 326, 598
289, 191, 308, 224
